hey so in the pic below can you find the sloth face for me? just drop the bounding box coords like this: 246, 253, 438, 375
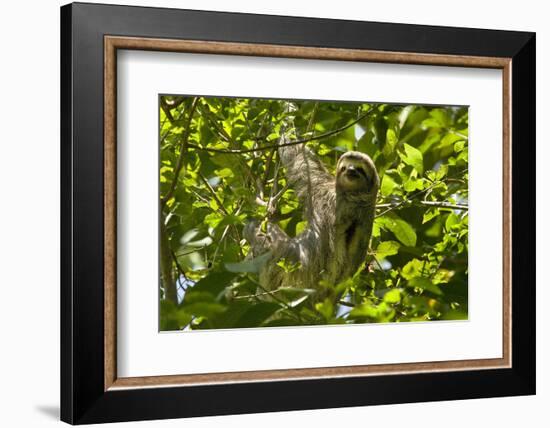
336, 151, 378, 194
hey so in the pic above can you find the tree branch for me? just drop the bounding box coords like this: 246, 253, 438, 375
245, 276, 305, 322
376, 200, 468, 212
159, 215, 177, 304
161, 97, 199, 206
417, 200, 468, 210
171, 249, 189, 282
187, 109, 372, 154
197, 172, 245, 257
375, 176, 467, 217
163, 96, 187, 110
160, 99, 175, 123
196, 102, 232, 143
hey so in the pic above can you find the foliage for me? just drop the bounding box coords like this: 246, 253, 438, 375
159, 96, 469, 330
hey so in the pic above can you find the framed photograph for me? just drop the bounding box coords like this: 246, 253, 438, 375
60, 2, 536, 424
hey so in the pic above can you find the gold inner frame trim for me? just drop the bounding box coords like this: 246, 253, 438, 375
104, 35, 512, 391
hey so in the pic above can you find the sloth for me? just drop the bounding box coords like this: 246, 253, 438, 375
244, 135, 380, 297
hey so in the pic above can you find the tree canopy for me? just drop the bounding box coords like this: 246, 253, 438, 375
159, 96, 469, 330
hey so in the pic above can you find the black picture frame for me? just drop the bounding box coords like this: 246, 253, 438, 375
61, 2, 535, 424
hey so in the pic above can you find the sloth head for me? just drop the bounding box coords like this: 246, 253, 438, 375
335, 151, 379, 195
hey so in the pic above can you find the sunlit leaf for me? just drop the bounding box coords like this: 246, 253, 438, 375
383, 288, 402, 304
401, 258, 424, 280
380, 174, 398, 197
399, 143, 424, 175
375, 241, 400, 259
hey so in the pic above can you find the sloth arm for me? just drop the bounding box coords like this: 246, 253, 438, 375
246, 142, 330, 260
278, 142, 334, 217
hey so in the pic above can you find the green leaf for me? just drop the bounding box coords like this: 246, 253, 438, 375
208, 301, 281, 328
377, 215, 417, 247
399, 143, 424, 175
215, 167, 234, 178
276, 258, 301, 273
386, 128, 398, 151
295, 220, 308, 235
445, 213, 460, 231
375, 241, 400, 259
383, 288, 402, 304
183, 302, 227, 318
160, 300, 192, 331
429, 108, 450, 127
380, 174, 398, 197
432, 269, 455, 285
439, 133, 464, 148
186, 271, 237, 301
454, 140, 466, 153
401, 258, 424, 280
398, 105, 415, 129
204, 212, 223, 228
407, 277, 443, 296
421, 118, 442, 129
422, 208, 439, 224
350, 304, 378, 318
179, 228, 200, 245
315, 299, 334, 320
232, 302, 281, 328
225, 251, 272, 273
382, 127, 399, 158
403, 177, 423, 192
274, 287, 316, 306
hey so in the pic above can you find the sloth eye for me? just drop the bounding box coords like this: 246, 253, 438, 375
340, 165, 346, 172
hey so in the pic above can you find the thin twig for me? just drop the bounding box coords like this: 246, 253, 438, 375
197, 172, 229, 215
306, 102, 319, 134
234, 287, 300, 301
196, 102, 232, 142
170, 249, 189, 282
160, 101, 174, 123
187, 109, 372, 154
376, 177, 459, 218
376, 200, 468, 212
211, 201, 245, 265
417, 200, 468, 210
197, 172, 244, 257
247, 275, 304, 322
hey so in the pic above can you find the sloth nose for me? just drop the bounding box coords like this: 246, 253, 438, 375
345, 166, 360, 179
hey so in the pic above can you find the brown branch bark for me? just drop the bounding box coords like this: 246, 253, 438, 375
159, 215, 177, 304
